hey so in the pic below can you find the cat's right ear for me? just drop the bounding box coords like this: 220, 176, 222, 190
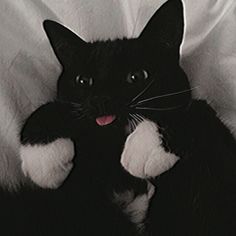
43, 20, 87, 67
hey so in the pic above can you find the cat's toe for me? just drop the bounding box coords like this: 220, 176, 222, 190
121, 120, 179, 179
20, 138, 74, 189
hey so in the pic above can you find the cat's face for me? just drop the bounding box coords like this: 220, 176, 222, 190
44, 0, 190, 127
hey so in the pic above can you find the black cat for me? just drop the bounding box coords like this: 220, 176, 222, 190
5, 0, 236, 235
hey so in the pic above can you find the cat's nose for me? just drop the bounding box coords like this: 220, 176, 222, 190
89, 96, 112, 114
92, 96, 111, 104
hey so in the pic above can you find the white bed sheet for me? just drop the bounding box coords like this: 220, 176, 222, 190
0, 0, 235, 188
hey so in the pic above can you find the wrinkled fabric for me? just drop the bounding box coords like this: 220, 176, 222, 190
0, 0, 235, 188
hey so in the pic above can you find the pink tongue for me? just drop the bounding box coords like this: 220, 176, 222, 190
96, 115, 116, 126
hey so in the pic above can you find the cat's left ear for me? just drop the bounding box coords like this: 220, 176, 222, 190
43, 20, 87, 67
138, 0, 184, 49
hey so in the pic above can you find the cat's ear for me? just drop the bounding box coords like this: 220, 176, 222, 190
43, 20, 87, 67
139, 0, 184, 49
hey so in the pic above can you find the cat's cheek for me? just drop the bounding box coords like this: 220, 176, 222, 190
20, 138, 74, 189
121, 120, 180, 179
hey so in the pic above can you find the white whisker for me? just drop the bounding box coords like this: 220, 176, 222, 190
73, 109, 89, 121
135, 113, 145, 122
71, 108, 83, 114
129, 114, 137, 126
58, 100, 82, 107
131, 87, 198, 107
129, 116, 136, 131
129, 80, 154, 105
75, 113, 86, 120
135, 105, 183, 111
127, 118, 132, 132
70, 102, 82, 107
129, 114, 139, 131
131, 119, 136, 131
133, 114, 143, 123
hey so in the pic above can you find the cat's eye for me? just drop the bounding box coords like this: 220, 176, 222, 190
126, 70, 149, 84
75, 75, 93, 87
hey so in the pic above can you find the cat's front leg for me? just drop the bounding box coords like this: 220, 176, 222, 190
121, 120, 179, 179
20, 102, 76, 189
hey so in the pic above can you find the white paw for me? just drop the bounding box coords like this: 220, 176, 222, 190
124, 181, 155, 229
121, 120, 179, 179
113, 181, 155, 230
20, 138, 74, 189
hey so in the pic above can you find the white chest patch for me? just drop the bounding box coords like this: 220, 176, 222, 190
121, 120, 180, 179
20, 138, 74, 189
113, 181, 155, 230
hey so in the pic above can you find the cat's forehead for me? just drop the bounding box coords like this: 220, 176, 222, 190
85, 38, 147, 71
92, 38, 136, 53
90, 39, 141, 61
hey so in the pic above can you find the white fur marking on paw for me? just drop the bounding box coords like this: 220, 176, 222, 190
125, 182, 155, 230
121, 120, 179, 179
113, 181, 155, 230
20, 138, 74, 189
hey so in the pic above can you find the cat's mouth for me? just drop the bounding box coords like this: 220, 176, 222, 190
96, 115, 116, 126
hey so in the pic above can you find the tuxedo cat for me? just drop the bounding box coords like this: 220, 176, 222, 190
17, 0, 236, 235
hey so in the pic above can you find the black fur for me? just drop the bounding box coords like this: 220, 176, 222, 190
1, 0, 236, 235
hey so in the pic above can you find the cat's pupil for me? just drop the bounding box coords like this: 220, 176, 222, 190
127, 70, 148, 84
75, 75, 93, 87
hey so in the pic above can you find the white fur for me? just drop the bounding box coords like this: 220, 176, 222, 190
113, 181, 155, 230
20, 138, 74, 189
113, 190, 135, 207
121, 120, 179, 179
125, 181, 155, 230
